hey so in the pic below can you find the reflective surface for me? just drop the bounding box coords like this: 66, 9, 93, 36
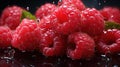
0, 48, 120, 67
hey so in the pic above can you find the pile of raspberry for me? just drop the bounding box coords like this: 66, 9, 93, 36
0, 0, 120, 60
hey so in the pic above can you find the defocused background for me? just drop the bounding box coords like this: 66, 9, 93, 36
0, 0, 120, 15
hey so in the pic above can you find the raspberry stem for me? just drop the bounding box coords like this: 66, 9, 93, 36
105, 21, 120, 30
20, 10, 36, 21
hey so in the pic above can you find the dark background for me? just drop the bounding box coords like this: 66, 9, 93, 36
0, 0, 120, 14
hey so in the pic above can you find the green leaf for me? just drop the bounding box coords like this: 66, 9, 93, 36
105, 21, 120, 30
20, 10, 36, 21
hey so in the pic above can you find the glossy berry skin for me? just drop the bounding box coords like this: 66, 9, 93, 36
35, 3, 57, 19
12, 19, 40, 51
62, 0, 85, 11
39, 29, 66, 57
38, 15, 57, 30
100, 7, 120, 23
0, 26, 12, 48
96, 29, 120, 54
80, 8, 104, 36
39, 15, 66, 56
1, 6, 23, 30
53, 4, 81, 35
67, 32, 95, 60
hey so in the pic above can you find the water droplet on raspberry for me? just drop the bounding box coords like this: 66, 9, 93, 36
36, 18, 40, 23
58, 0, 62, 6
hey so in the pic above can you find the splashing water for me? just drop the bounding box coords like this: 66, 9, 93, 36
113, 65, 119, 67
53, 1, 55, 4
29, 64, 35, 67
26, 7, 30, 11
98, 2, 101, 6
1, 47, 15, 64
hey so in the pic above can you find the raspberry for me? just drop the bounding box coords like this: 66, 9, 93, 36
1, 6, 23, 30
67, 32, 95, 60
38, 15, 57, 30
35, 3, 57, 19
12, 19, 40, 51
0, 26, 12, 48
53, 4, 81, 35
39, 29, 66, 57
80, 8, 104, 36
100, 7, 120, 23
62, 0, 85, 11
96, 29, 120, 54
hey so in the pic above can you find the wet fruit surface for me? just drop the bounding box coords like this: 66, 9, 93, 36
0, 0, 120, 67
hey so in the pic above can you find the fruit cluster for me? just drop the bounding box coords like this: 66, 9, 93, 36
0, 0, 120, 60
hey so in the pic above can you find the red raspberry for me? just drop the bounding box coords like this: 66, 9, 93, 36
62, 0, 85, 11
39, 29, 66, 57
100, 7, 120, 23
1, 6, 23, 30
35, 3, 57, 19
53, 4, 81, 35
12, 19, 40, 51
96, 29, 120, 54
80, 8, 104, 36
67, 32, 95, 60
38, 15, 57, 30
0, 26, 12, 48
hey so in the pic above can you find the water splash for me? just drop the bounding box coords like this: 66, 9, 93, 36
97, 62, 100, 65
29, 64, 35, 67
113, 65, 119, 67
53, 1, 55, 4
101, 54, 106, 57
117, 53, 120, 55
1, 47, 15, 63
21, 50, 26, 53
26, 7, 30, 11
103, 0, 106, 3
32, 55, 37, 58
98, 2, 101, 6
